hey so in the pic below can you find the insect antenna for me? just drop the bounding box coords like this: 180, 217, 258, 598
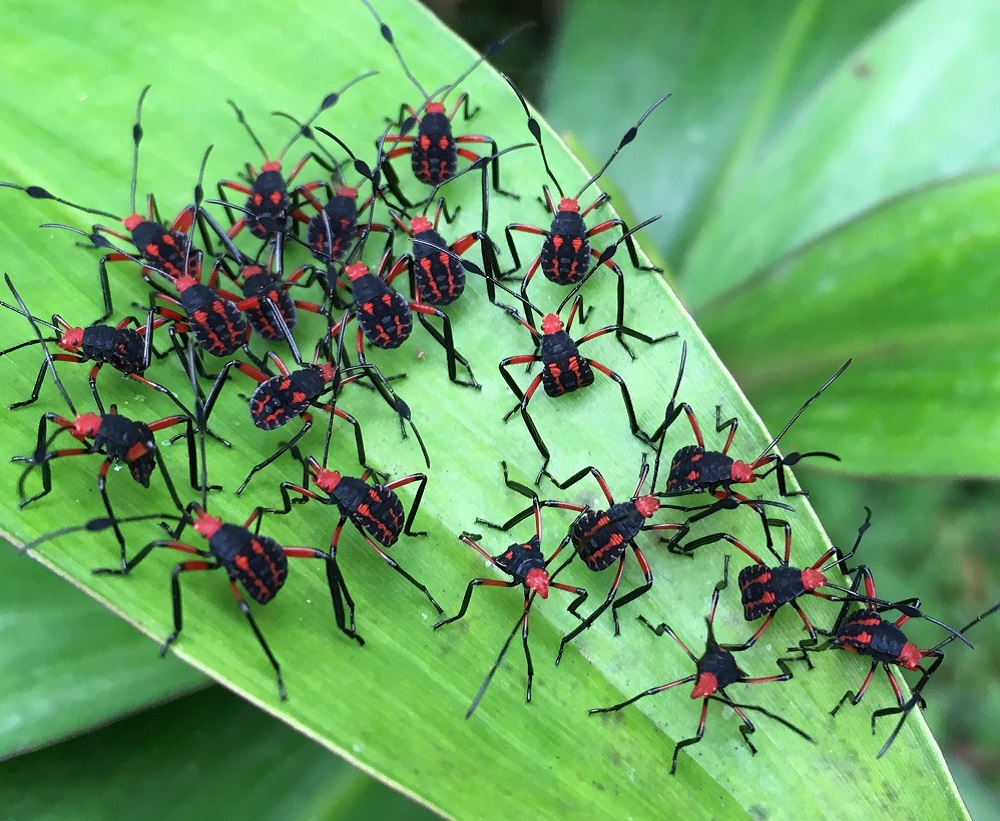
466, 600, 533, 719
752, 359, 852, 464
4, 274, 76, 416
574, 93, 671, 201
502, 72, 563, 197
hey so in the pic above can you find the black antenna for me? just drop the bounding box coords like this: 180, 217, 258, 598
438, 24, 533, 106
314, 126, 379, 186
187, 336, 209, 511
40, 223, 176, 286
129, 84, 153, 216
278, 71, 379, 161
652, 340, 688, 488
322, 311, 351, 468
466, 602, 532, 719
753, 360, 852, 463
274, 113, 347, 185
19, 512, 183, 555
0, 182, 118, 221
360, 0, 429, 100
502, 73, 562, 197
0, 299, 60, 331
931, 600, 1000, 653
4, 274, 76, 416
555, 214, 662, 315
573, 93, 672, 201
423, 141, 533, 217
227, 98, 270, 160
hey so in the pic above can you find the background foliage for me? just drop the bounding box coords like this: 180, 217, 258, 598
0, 0, 997, 818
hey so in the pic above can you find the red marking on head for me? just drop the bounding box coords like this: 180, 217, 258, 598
558, 198, 580, 213
174, 274, 197, 292
337, 186, 359, 199
345, 262, 368, 282
58, 327, 85, 352
540, 314, 563, 335
425, 102, 445, 115
525, 568, 550, 598
319, 362, 336, 383
72, 413, 102, 438
312, 467, 342, 493
801, 568, 826, 592
410, 216, 433, 234
193, 510, 223, 540
635, 495, 661, 519
261, 160, 282, 173
241, 263, 265, 279
899, 643, 922, 671
691, 672, 719, 699
730, 461, 756, 483
123, 214, 143, 231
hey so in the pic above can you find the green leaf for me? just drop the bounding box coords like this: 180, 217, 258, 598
700, 172, 1000, 478
0, 539, 205, 760
0, 0, 969, 818
0, 686, 435, 821
543, 0, 907, 275
680, 0, 1000, 306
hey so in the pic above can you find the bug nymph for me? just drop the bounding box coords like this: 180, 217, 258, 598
360, 0, 526, 208
589, 557, 813, 774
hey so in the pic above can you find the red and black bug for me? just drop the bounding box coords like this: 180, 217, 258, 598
217, 73, 376, 248
589, 557, 813, 774
264, 123, 395, 272
477, 457, 690, 662
203, 238, 329, 351
1, 86, 214, 319
501, 75, 669, 354
793, 559, 992, 757
328, 253, 480, 388
360, 0, 525, 207
383, 140, 532, 309
651, 344, 850, 550
498, 290, 675, 481
434, 495, 589, 717
85, 503, 358, 700
200, 340, 427, 494
254, 452, 441, 627
0, 277, 197, 417
681, 509, 881, 649
13, 404, 197, 573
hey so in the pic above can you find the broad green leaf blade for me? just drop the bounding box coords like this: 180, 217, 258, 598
543, 0, 906, 275
0, 538, 205, 760
681, 0, 1000, 306
0, 1, 968, 818
699, 172, 1000, 478
0, 686, 434, 821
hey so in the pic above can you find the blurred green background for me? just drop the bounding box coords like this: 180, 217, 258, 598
2, 0, 998, 818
